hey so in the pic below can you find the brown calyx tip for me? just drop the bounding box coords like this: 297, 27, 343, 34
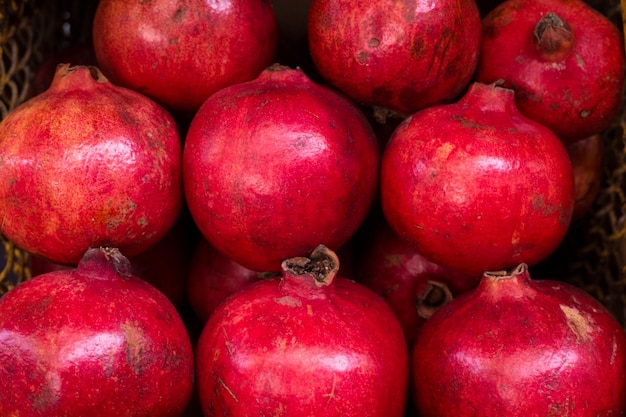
282, 245, 340, 287
534, 12, 574, 60
417, 281, 453, 319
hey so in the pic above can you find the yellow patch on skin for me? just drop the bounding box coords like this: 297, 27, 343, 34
560, 304, 592, 343
435, 143, 455, 161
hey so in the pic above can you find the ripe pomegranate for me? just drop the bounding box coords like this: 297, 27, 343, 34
0, 64, 183, 265
354, 216, 476, 347
0, 247, 194, 416
183, 64, 379, 273
476, 0, 625, 144
308, 0, 482, 116
92, 0, 278, 113
567, 134, 604, 222
411, 263, 626, 416
380, 82, 575, 279
195, 245, 409, 416
186, 237, 263, 323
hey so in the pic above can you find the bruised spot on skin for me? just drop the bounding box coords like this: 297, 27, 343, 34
560, 304, 592, 343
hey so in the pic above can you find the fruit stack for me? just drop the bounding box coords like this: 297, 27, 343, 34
0, 0, 625, 415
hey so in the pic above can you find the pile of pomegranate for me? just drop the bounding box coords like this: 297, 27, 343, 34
0, 0, 624, 415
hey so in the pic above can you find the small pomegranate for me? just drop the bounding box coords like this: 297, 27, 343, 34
354, 217, 473, 347
0, 247, 194, 416
92, 0, 278, 113
566, 134, 604, 222
380, 82, 575, 279
411, 263, 626, 416
308, 0, 482, 115
183, 64, 379, 273
186, 237, 263, 323
0, 64, 183, 265
476, 0, 625, 144
195, 245, 409, 416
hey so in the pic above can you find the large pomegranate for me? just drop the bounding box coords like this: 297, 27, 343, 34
476, 0, 625, 144
566, 133, 604, 222
92, 0, 278, 113
308, 0, 482, 116
380, 82, 575, 279
411, 263, 626, 416
354, 216, 474, 347
195, 245, 409, 416
183, 64, 379, 273
0, 65, 183, 265
0, 247, 194, 416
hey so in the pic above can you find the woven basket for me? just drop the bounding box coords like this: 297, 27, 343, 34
1, 0, 626, 325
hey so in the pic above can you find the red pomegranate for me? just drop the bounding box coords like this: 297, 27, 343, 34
566, 134, 604, 222
186, 237, 263, 323
411, 263, 626, 416
183, 64, 380, 273
0, 64, 183, 265
476, 0, 625, 144
308, 0, 482, 116
354, 217, 476, 347
92, 0, 278, 113
380, 82, 575, 279
0, 247, 194, 416
195, 245, 409, 416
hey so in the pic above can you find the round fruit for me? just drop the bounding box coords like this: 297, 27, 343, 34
92, 0, 278, 113
0, 247, 194, 416
380, 82, 575, 279
308, 0, 482, 115
183, 64, 379, 272
0, 64, 183, 265
411, 263, 626, 416
195, 245, 409, 416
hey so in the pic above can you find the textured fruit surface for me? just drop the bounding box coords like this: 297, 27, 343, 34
93, 0, 278, 112
0, 248, 194, 416
195, 245, 409, 416
0, 65, 183, 265
183, 65, 379, 272
308, 0, 482, 115
381, 82, 575, 279
411, 264, 626, 416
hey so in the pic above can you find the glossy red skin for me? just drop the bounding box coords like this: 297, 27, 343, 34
380, 82, 575, 280
566, 134, 604, 222
183, 66, 380, 272
0, 248, 194, 416
476, 0, 625, 144
308, 0, 482, 115
355, 217, 476, 347
0, 65, 183, 265
92, 0, 278, 113
195, 258, 409, 416
411, 265, 626, 416
186, 237, 261, 323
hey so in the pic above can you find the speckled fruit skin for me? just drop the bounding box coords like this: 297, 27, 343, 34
476, 0, 625, 144
186, 237, 262, 323
183, 65, 380, 273
0, 247, 194, 417
0, 65, 183, 265
355, 217, 475, 347
195, 245, 409, 417
411, 264, 626, 416
308, 0, 482, 115
380, 82, 575, 280
92, 0, 278, 113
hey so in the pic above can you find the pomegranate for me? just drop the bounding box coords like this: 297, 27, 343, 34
195, 245, 409, 416
566, 134, 604, 222
308, 0, 482, 116
183, 64, 379, 273
0, 247, 194, 416
411, 263, 626, 416
0, 64, 183, 265
186, 237, 263, 323
92, 0, 278, 113
354, 216, 475, 347
380, 82, 575, 279
476, 0, 625, 144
